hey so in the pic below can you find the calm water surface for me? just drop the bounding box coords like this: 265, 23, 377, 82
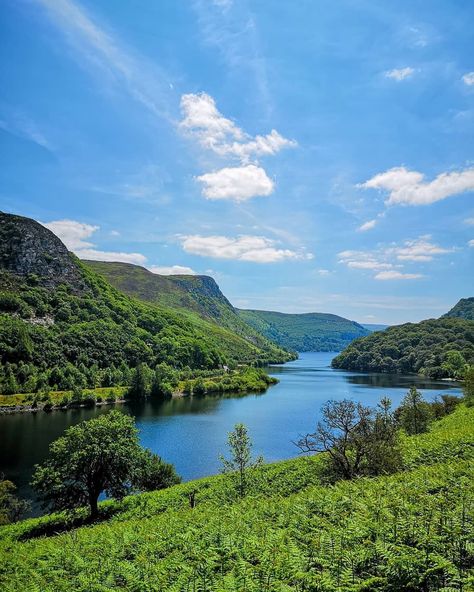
0, 352, 462, 513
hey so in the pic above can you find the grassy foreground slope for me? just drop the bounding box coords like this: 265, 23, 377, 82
1, 405, 473, 591
238, 309, 369, 352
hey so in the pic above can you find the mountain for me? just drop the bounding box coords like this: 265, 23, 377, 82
443, 297, 474, 321
332, 312, 474, 378
0, 212, 292, 395
362, 323, 389, 332
236, 309, 370, 352
84, 261, 282, 354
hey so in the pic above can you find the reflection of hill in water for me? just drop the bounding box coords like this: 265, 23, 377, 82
128, 389, 267, 419
344, 373, 460, 390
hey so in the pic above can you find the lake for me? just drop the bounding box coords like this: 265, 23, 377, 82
0, 352, 462, 514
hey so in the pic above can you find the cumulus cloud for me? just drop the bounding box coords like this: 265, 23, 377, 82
464, 217, 474, 226
180, 234, 313, 263
385, 67, 415, 81
338, 235, 453, 280
357, 219, 377, 232
180, 92, 296, 162
463, 72, 474, 86
469, 239, 474, 248
360, 166, 474, 206
42, 219, 147, 265
374, 270, 423, 281
42, 219, 99, 250
196, 164, 274, 201
149, 265, 196, 275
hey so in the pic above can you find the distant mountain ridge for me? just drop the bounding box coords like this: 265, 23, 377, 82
236, 309, 370, 352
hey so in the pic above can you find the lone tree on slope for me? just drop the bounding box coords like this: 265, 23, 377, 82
32, 410, 180, 519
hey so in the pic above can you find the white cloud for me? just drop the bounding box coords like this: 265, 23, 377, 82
76, 249, 147, 265
338, 235, 453, 279
463, 72, 474, 86
180, 234, 313, 263
318, 269, 330, 276
385, 67, 415, 81
469, 239, 474, 248
464, 217, 474, 226
374, 270, 423, 281
149, 265, 196, 275
388, 236, 454, 261
196, 164, 274, 201
42, 219, 99, 250
357, 219, 377, 232
42, 219, 147, 265
360, 166, 474, 206
179, 93, 296, 162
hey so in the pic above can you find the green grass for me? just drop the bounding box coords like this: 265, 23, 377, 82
1, 406, 474, 590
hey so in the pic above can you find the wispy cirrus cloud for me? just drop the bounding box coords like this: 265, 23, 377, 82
385, 67, 415, 81
360, 166, 474, 206
192, 0, 272, 116
374, 270, 423, 281
180, 234, 313, 263
0, 110, 54, 151
35, 0, 173, 121
357, 219, 377, 232
463, 72, 474, 86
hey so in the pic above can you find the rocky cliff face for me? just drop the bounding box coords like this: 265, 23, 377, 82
0, 212, 88, 292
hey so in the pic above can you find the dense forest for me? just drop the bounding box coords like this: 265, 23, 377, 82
0, 213, 293, 396
237, 309, 369, 352
332, 314, 474, 378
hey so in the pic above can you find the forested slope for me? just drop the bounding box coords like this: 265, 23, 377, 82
332, 316, 474, 378
85, 260, 285, 354
238, 309, 369, 351
443, 296, 474, 321
0, 212, 292, 395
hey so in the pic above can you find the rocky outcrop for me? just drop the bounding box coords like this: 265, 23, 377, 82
0, 212, 89, 292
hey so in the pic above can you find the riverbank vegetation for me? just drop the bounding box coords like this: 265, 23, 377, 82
0, 366, 277, 412
1, 386, 473, 590
332, 316, 474, 378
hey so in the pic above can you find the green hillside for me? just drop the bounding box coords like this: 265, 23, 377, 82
237, 309, 369, 352
85, 261, 285, 354
443, 296, 474, 321
0, 212, 292, 395
1, 404, 473, 590
332, 316, 474, 378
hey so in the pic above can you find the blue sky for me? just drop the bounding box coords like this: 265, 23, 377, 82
1, 0, 473, 324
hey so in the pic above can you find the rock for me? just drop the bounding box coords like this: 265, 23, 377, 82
0, 212, 89, 293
